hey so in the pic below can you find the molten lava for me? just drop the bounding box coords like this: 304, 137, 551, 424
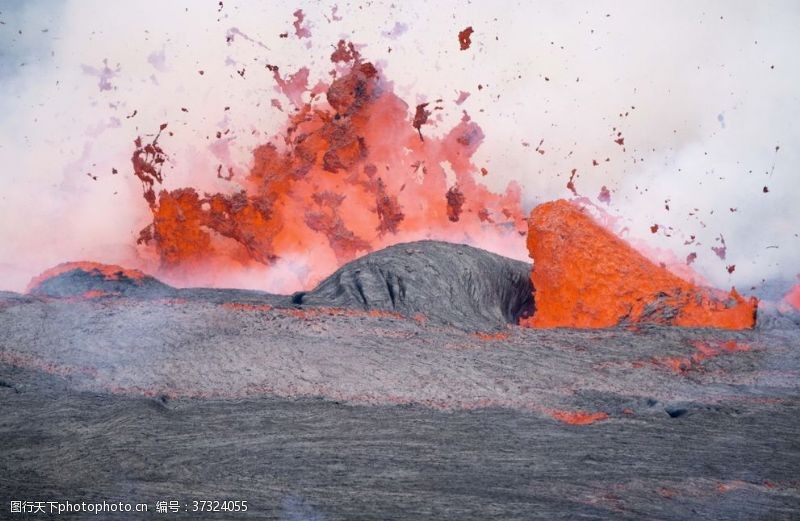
521, 200, 758, 329
651, 339, 752, 374
133, 41, 525, 289
547, 409, 609, 425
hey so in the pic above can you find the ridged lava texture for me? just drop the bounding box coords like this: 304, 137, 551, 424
299, 240, 534, 330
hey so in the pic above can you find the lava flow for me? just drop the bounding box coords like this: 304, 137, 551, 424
521, 200, 758, 329
132, 41, 526, 290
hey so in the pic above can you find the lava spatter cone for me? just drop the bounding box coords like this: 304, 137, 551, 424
521, 200, 757, 329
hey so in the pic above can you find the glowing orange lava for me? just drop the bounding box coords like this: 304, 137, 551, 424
521, 200, 758, 329
474, 331, 510, 341
133, 41, 526, 289
81, 290, 112, 299
652, 339, 751, 373
548, 409, 609, 425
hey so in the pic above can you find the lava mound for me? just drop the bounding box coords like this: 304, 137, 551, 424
521, 200, 758, 329
296, 240, 534, 329
27, 262, 174, 298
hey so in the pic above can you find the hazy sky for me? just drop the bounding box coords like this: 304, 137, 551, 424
0, 0, 798, 293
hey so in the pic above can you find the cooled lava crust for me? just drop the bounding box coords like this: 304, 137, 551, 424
26, 261, 174, 299
297, 240, 534, 330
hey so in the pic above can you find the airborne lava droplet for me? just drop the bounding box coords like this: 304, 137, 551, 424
292, 9, 311, 39
548, 409, 609, 425
446, 185, 466, 222
413, 103, 431, 142
131, 124, 168, 208
597, 185, 611, 204
711, 234, 727, 260
458, 26, 474, 50
375, 178, 405, 234
566, 169, 578, 196
331, 39, 357, 63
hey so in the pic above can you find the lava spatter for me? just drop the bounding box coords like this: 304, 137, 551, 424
446, 185, 466, 222
521, 200, 758, 329
413, 103, 431, 141
547, 409, 609, 425
651, 339, 752, 374
131, 123, 168, 208
132, 43, 526, 289
292, 9, 311, 39
458, 26, 474, 50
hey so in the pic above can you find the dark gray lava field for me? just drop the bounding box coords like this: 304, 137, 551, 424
1, 242, 799, 520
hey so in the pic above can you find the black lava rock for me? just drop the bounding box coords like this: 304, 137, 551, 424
28, 263, 175, 298
297, 240, 534, 330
